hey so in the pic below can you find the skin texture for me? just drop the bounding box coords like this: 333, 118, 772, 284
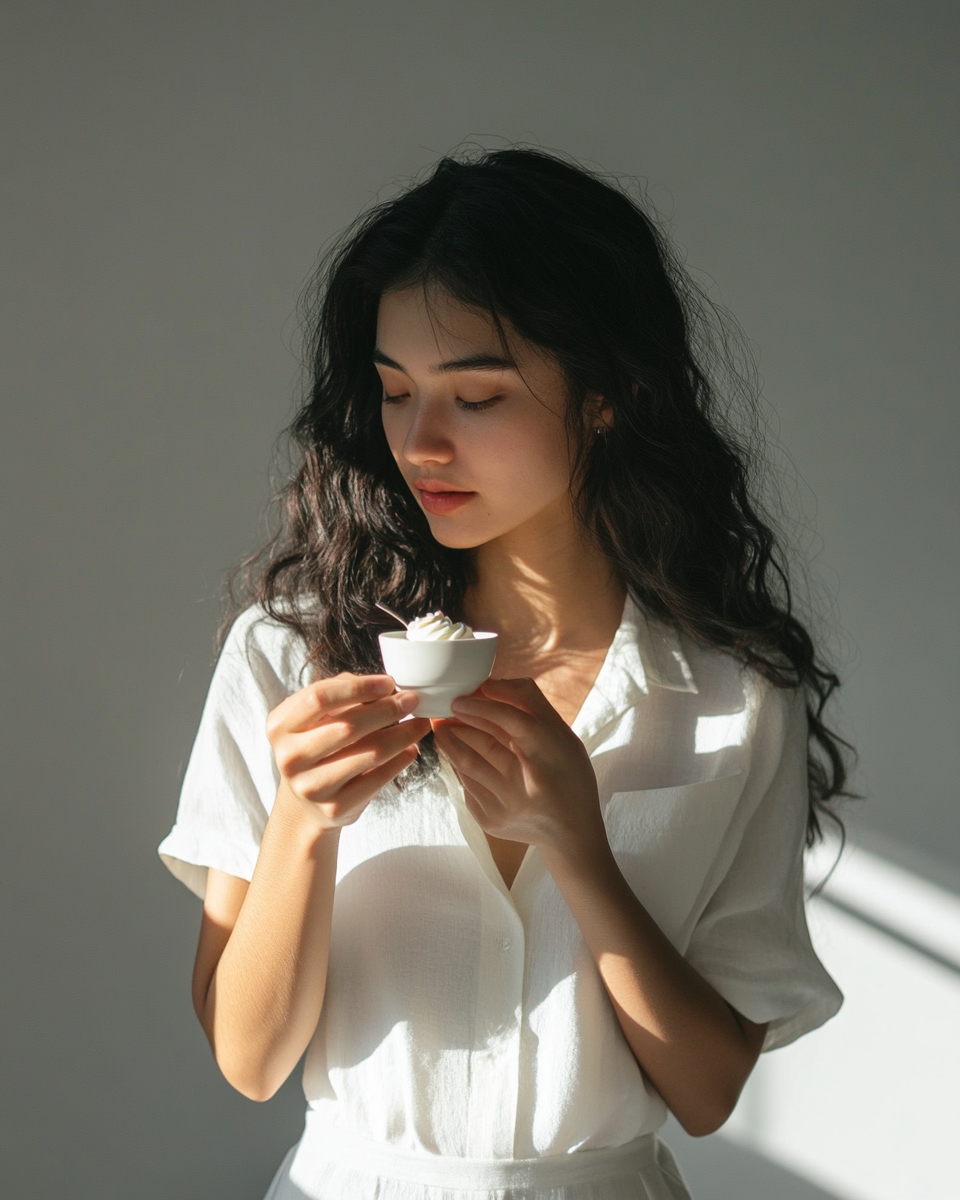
194, 286, 767, 1133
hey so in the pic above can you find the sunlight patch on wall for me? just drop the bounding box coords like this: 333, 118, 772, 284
721, 839, 960, 1200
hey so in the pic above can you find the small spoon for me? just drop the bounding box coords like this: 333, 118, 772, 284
375, 600, 409, 629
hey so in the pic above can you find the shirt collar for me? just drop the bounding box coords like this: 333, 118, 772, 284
572, 592, 698, 746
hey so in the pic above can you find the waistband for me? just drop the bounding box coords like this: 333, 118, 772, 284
298, 1111, 660, 1189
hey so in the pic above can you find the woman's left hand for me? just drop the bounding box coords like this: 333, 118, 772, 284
432, 677, 607, 859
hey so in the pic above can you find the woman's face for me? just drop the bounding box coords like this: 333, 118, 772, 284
376, 287, 592, 551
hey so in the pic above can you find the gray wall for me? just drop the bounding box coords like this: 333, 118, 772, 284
2, 2, 956, 1197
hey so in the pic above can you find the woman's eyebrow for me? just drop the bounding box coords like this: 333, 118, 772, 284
373, 349, 517, 374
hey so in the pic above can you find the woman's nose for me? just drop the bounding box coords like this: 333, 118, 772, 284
401, 401, 454, 466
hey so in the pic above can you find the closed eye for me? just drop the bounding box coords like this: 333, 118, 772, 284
381, 392, 504, 412
456, 395, 504, 412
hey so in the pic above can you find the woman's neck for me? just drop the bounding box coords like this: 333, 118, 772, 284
464, 506, 626, 658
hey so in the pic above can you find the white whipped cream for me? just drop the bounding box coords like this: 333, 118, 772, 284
406, 610, 474, 641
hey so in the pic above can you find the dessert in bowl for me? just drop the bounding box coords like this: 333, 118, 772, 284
378, 611, 498, 718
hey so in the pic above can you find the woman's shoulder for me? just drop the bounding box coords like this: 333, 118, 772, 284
674, 630, 805, 752
633, 600, 793, 713
218, 602, 313, 695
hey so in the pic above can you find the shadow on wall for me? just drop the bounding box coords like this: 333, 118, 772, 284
665, 1116, 841, 1200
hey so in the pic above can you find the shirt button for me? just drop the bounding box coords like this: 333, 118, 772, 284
500, 938, 512, 952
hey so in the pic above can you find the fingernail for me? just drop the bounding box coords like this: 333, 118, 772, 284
397, 691, 420, 715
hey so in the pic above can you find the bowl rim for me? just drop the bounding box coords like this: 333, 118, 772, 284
378, 629, 498, 641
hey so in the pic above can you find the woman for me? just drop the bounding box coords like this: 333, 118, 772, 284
159, 148, 848, 1199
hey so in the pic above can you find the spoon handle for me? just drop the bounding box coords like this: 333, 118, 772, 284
375, 600, 409, 629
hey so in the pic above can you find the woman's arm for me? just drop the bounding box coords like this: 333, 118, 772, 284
435, 678, 767, 1137
192, 796, 341, 1102
539, 839, 767, 1136
191, 674, 429, 1101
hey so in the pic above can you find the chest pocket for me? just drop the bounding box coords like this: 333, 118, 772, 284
603, 773, 745, 946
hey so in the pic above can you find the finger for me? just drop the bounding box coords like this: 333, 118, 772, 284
277, 710, 427, 777
285, 717, 431, 787
440, 721, 511, 765
457, 772, 515, 836
458, 769, 502, 811
273, 690, 422, 767
448, 695, 535, 743
268, 673, 398, 736
308, 690, 425, 760
477, 676, 553, 717
435, 723, 508, 796
269, 674, 394, 737
334, 744, 421, 810
294, 740, 410, 803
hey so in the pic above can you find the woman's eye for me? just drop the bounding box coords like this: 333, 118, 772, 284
456, 396, 503, 412
381, 392, 503, 410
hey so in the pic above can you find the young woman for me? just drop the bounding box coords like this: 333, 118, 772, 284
159, 148, 848, 1200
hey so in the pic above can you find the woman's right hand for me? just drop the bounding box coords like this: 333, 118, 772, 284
266, 673, 431, 830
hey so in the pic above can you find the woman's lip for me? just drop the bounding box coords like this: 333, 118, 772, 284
415, 479, 470, 493
418, 488, 476, 515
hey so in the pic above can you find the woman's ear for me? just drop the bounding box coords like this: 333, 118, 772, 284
586, 396, 614, 433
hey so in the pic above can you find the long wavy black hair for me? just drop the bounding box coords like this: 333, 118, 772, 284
229, 146, 853, 843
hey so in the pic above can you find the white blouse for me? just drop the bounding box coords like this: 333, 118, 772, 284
159, 595, 842, 1200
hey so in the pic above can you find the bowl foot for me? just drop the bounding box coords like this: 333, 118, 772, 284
404, 683, 478, 719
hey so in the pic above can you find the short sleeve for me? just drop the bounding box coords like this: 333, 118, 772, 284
157, 607, 307, 899
684, 682, 843, 1050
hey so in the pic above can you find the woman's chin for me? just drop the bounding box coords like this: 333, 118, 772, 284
426, 524, 491, 550
418, 508, 491, 549
424, 507, 560, 552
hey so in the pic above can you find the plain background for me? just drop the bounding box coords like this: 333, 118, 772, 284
1, 2, 957, 1198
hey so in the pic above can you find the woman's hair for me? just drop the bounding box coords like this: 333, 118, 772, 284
229, 146, 853, 843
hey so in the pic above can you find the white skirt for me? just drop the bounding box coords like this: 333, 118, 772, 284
264, 1113, 692, 1200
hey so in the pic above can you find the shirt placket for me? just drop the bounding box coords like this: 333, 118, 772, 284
438, 753, 525, 1158
466, 880, 524, 1158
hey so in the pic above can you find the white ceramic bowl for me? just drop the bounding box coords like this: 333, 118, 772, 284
378, 630, 498, 718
